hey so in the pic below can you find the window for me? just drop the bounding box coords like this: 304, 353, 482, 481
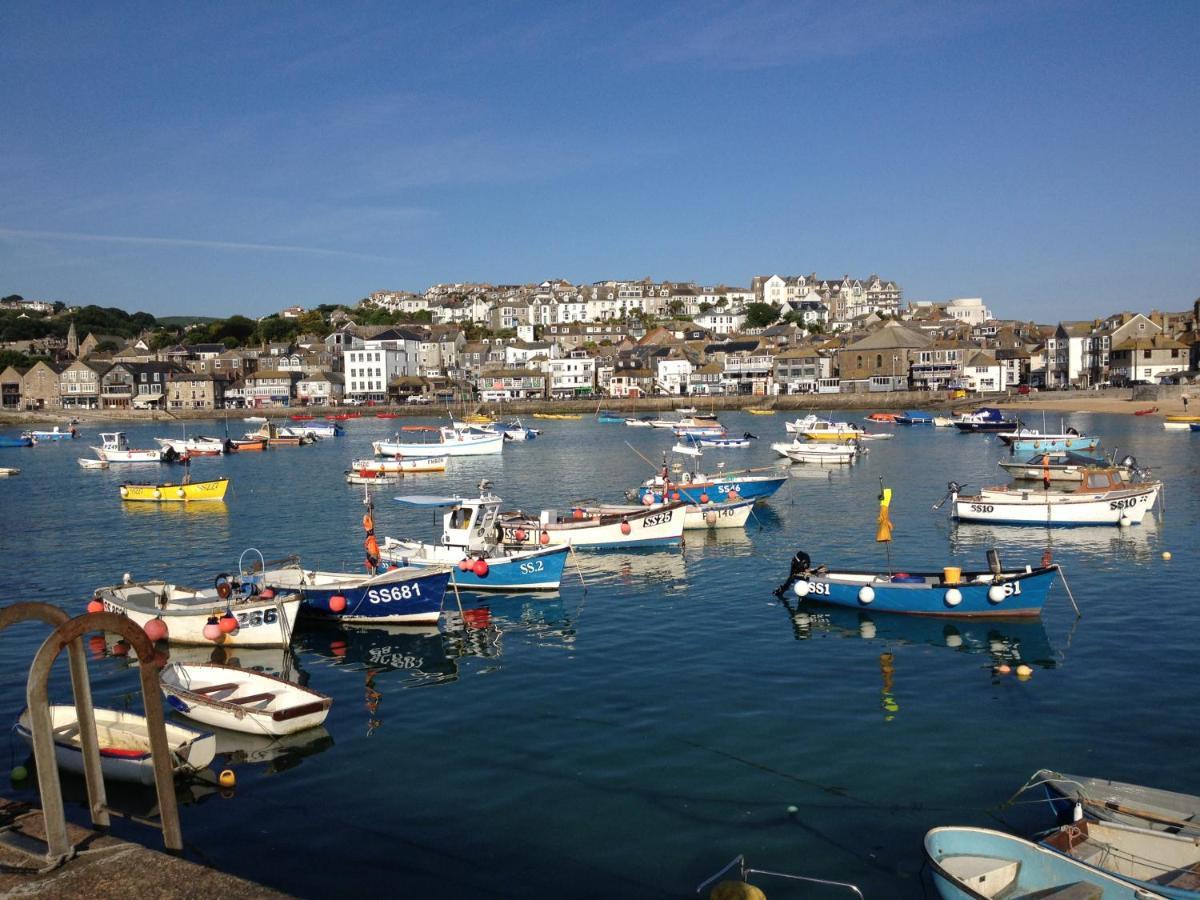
876, 354, 883, 369
1143, 349, 1152, 359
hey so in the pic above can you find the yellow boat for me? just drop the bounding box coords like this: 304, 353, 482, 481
462, 414, 494, 424
532, 413, 582, 420
1164, 414, 1200, 423
120, 478, 229, 502
745, 408, 775, 415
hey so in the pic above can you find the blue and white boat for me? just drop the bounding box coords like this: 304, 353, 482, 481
0, 434, 33, 448
30, 426, 78, 441
631, 460, 786, 505
698, 432, 757, 449
925, 826, 1159, 900
895, 410, 936, 425
379, 483, 570, 592
257, 563, 452, 625
775, 549, 1059, 617
1041, 817, 1200, 897
596, 410, 625, 424
952, 407, 1018, 433
280, 421, 344, 439
1005, 429, 1100, 455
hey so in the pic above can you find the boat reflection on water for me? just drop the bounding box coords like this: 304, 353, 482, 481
211, 723, 334, 774
949, 517, 1161, 565
57, 767, 218, 822
96, 636, 301, 681
571, 550, 687, 589
298, 624, 478, 682
120, 501, 231, 519
778, 593, 1057, 669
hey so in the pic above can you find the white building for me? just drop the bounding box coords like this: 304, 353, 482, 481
655, 355, 693, 395
343, 328, 421, 402
544, 352, 596, 398
960, 350, 1007, 392
695, 310, 747, 335
945, 298, 992, 326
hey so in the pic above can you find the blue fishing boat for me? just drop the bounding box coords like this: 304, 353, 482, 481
596, 410, 625, 424
631, 461, 786, 504
925, 826, 1157, 900
0, 434, 33, 448
895, 410, 935, 425
256, 564, 452, 625
1007, 434, 1101, 455
774, 549, 1059, 617
29, 426, 78, 440
379, 483, 570, 592
952, 407, 1018, 433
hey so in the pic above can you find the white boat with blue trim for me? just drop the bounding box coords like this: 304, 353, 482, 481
373, 425, 503, 458
380, 482, 569, 591
498, 501, 687, 548
946, 467, 1161, 526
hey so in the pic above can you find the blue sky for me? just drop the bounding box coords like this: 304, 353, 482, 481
2, 1, 1197, 320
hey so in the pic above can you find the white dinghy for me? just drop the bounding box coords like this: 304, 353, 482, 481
160, 663, 332, 736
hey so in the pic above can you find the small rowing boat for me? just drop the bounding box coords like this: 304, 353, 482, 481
1040, 818, 1200, 897
1032, 768, 1200, 837
744, 408, 774, 415
866, 412, 899, 423
78, 457, 108, 470
498, 501, 688, 549
0, 434, 33, 448
228, 437, 267, 452
160, 663, 331, 736
0, 467, 20, 477
15, 705, 215, 785
925, 826, 1154, 900
346, 470, 402, 485
350, 456, 448, 474
120, 478, 229, 502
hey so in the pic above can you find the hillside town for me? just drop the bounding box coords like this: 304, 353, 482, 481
1, 275, 1198, 412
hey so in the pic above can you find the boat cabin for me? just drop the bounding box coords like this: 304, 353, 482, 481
98, 432, 131, 451
1071, 468, 1129, 493
397, 482, 504, 552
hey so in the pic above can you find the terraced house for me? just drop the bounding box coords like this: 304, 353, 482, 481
58, 359, 108, 409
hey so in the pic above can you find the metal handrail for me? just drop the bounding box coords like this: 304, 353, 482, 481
695, 854, 864, 898
24, 610, 182, 861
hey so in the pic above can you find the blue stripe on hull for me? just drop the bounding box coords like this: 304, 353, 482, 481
639, 476, 784, 504
953, 515, 1135, 527
299, 570, 450, 622
572, 536, 682, 549
800, 570, 1055, 617
391, 547, 569, 592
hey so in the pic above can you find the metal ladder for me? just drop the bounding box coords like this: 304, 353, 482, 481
0, 603, 182, 868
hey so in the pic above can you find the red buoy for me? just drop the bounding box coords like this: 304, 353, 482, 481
87, 598, 104, 614
111, 640, 130, 657
330, 640, 347, 658
329, 594, 347, 613
144, 618, 168, 642
514, 528, 527, 542
699, 493, 709, 504
259, 587, 276, 600
539, 531, 551, 545
620, 520, 632, 535
458, 558, 472, 571
671, 492, 680, 502
472, 558, 490, 578
218, 611, 238, 634
87, 635, 107, 658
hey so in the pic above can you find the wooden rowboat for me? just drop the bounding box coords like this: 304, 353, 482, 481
120, 478, 229, 502
15, 705, 215, 785
160, 663, 331, 736
1034, 768, 1200, 836
78, 457, 109, 469
350, 456, 448, 474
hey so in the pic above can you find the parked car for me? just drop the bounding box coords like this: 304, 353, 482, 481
1017, 384, 1031, 395
406, 395, 433, 405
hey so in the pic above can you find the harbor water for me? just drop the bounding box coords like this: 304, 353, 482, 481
0, 412, 1195, 897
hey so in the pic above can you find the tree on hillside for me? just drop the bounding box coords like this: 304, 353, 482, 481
213, 315, 256, 346
0, 349, 47, 370
296, 310, 326, 334
743, 302, 781, 329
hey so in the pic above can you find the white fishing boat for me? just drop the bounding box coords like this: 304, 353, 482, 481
373, 425, 504, 458
945, 466, 1162, 526
92, 432, 164, 463
683, 497, 756, 528
671, 441, 703, 456
77, 457, 109, 470
624, 417, 655, 427
94, 574, 302, 646
30, 425, 78, 441
932, 416, 955, 428
15, 705, 216, 785
498, 501, 687, 549
155, 436, 227, 456
346, 470, 402, 485
350, 456, 448, 474
279, 422, 343, 439
243, 416, 268, 423
771, 439, 859, 464
0, 467, 20, 477
380, 482, 570, 591
788, 416, 865, 442
159, 663, 332, 736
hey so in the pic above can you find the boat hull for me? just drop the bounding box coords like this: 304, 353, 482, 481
96, 584, 301, 646
15, 705, 215, 785
353, 456, 448, 474
379, 541, 569, 591
120, 479, 229, 502
1036, 769, 1200, 837
0, 436, 33, 448
259, 566, 451, 624
637, 475, 785, 504
160, 663, 332, 736
953, 485, 1160, 525
789, 566, 1056, 617
925, 826, 1155, 900
683, 498, 755, 529
999, 460, 1120, 482
373, 433, 504, 457
500, 504, 686, 549
1008, 436, 1101, 454
94, 446, 163, 462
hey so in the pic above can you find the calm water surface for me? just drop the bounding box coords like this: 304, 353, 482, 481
0, 412, 1196, 897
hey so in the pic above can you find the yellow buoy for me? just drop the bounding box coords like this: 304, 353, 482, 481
1162, 551, 1172, 561
218, 769, 236, 788
709, 881, 767, 900
1016, 664, 1033, 679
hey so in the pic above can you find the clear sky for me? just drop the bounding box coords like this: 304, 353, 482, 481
2, 1, 1197, 320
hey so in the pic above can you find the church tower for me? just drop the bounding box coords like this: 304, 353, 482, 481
66, 320, 78, 357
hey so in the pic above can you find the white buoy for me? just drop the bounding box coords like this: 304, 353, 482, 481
987, 585, 1006, 604
858, 585, 875, 605
1119, 515, 1132, 527
1162, 551, 1172, 560
793, 580, 811, 598
859, 621, 877, 639
945, 634, 963, 648
944, 588, 963, 607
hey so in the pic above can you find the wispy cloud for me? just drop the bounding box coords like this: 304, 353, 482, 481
0, 228, 392, 261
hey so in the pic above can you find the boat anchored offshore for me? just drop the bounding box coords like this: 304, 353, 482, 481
497, 500, 687, 549
120, 476, 229, 502
998, 450, 1123, 483
774, 548, 1060, 617
952, 407, 1019, 433
631, 457, 787, 504
93, 431, 165, 463
941, 464, 1161, 526
160, 663, 332, 736
771, 439, 860, 465
373, 425, 504, 458
380, 480, 570, 592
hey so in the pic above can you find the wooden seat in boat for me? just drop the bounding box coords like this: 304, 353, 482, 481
1028, 883, 1102, 900
228, 692, 275, 706
192, 682, 238, 695
1156, 860, 1200, 892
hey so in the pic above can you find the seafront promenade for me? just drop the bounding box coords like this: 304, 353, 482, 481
2, 385, 1186, 427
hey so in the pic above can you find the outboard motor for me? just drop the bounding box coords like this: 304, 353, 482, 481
1066, 426, 1079, 436
774, 550, 811, 596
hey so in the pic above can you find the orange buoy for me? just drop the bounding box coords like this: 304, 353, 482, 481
472, 559, 490, 578
329, 594, 347, 613
143, 618, 168, 642
620, 520, 631, 535
218, 611, 238, 634
539, 531, 550, 545
87, 598, 104, 614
